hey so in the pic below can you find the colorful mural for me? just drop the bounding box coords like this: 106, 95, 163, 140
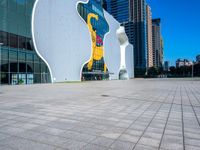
77, 0, 109, 80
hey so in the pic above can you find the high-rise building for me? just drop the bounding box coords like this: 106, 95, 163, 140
132, 0, 147, 76
164, 61, 170, 71
146, 5, 153, 68
196, 55, 200, 62
103, 0, 147, 77
102, 0, 130, 23
0, 0, 51, 85
152, 18, 163, 68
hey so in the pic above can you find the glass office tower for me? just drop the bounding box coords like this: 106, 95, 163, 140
0, 0, 51, 85
103, 0, 147, 77
102, 0, 129, 23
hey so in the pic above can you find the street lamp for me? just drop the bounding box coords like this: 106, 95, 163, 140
0, 43, 3, 86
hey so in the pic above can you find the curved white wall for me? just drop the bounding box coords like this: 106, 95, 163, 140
32, 0, 133, 82
32, 0, 91, 82
104, 11, 121, 80
126, 44, 134, 78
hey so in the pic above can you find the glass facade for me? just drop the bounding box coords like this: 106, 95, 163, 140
0, 0, 51, 85
77, 0, 109, 80
102, 0, 129, 23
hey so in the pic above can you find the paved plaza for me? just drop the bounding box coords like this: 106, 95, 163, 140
0, 79, 200, 150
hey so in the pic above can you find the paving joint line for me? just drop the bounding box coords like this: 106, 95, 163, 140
158, 86, 178, 150
132, 86, 175, 150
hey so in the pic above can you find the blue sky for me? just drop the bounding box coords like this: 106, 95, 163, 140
147, 0, 200, 66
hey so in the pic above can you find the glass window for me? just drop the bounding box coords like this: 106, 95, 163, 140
9, 33, 18, 48
18, 73, 26, 84
34, 63, 40, 73
10, 61, 18, 72
34, 74, 41, 83
0, 31, 9, 46
19, 62, 26, 72
26, 38, 33, 50
18, 52, 26, 61
26, 53, 33, 62
34, 54, 40, 63
9, 50, 17, 60
8, 0, 17, 11
18, 36, 26, 49
17, 0, 26, 14
41, 62, 47, 73
1, 49, 9, 60
27, 74, 33, 84
27, 62, 33, 73
26, 0, 34, 16
1, 73, 9, 84
0, 0, 8, 8
11, 73, 18, 85
1, 59, 9, 72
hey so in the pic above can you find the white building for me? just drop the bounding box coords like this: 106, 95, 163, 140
32, 0, 134, 82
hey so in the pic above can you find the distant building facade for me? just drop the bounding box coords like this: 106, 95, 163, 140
164, 61, 170, 71
152, 19, 163, 68
196, 55, 200, 62
146, 5, 153, 68
176, 59, 193, 68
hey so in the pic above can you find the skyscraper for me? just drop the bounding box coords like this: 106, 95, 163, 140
152, 19, 163, 68
102, 0, 130, 23
146, 5, 153, 68
103, 0, 147, 77
132, 0, 147, 76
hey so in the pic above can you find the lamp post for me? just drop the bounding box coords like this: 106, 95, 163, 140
0, 43, 3, 86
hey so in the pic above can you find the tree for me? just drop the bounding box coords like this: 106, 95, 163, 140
169, 66, 176, 76
147, 67, 159, 77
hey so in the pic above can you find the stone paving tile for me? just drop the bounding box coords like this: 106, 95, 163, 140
185, 138, 200, 147
0, 79, 200, 150
118, 134, 140, 143
185, 144, 200, 150
0, 133, 11, 141
0, 136, 57, 150
110, 140, 135, 150
90, 136, 114, 147
82, 144, 107, 150
160, 135, 184, 150
0, 144, 16, 150
138, 137, 160, 148
134, 144, 157, 150
60, 139, 88, 150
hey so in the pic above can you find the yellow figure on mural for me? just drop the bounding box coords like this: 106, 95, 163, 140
87, 13, 106, 72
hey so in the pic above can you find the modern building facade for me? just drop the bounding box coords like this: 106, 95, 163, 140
0, 0, 134, 85
152, 18, 163, 68
0, 0, 51, 85
32, 0, 134, 82
103, 0, 147, 77
130, 0, 147, 76
146, 5, 153, 68
176, 59, 193, 68
164, 61, 170, 71
196, 55, 200, 62
102, 0, 130, 23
